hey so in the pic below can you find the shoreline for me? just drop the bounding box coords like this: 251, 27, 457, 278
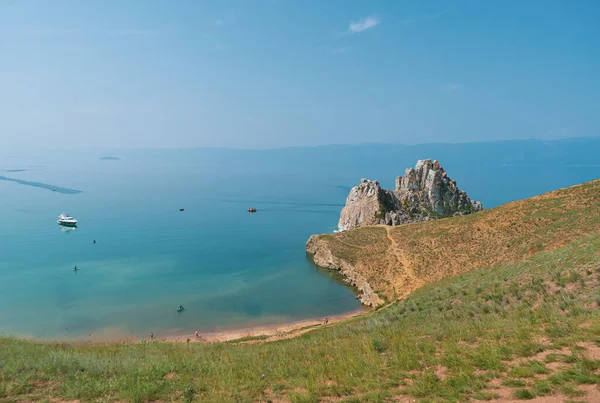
306, 233, 384, 307
8, 308, 368, 346
166, 307, 367, 344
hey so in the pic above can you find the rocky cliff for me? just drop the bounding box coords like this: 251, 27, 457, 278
338, 159, 482, 231
308, 179, 600, 307
306, 234, 384, 307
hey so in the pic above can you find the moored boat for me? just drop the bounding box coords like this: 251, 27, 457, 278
57, 213, 78, 227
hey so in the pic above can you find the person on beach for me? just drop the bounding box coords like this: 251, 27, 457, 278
324, 317, 329, 325
195, 329, 199, 339
150, 332, 154, 341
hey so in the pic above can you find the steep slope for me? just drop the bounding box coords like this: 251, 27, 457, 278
309, 179, 600, 303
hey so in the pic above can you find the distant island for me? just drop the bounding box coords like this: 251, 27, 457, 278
100, 156, 121, 161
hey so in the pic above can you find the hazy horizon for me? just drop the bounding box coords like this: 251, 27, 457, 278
1, 1, 599, 149
2, 136, 599, 152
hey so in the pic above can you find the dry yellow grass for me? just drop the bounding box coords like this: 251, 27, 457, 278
316, 179, 600, 301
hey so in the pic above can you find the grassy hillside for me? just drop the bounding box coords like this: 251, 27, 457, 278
1, 181, 600, 402
1, 236, 599, 402
317, 179, 600, 301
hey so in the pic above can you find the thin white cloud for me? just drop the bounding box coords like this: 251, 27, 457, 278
348, 15, 379, 34
214, 43, 226, 51
213, 19, 223, 27
444, 83, 462, 92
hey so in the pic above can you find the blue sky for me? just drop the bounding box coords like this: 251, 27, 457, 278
1, 0, 599, 148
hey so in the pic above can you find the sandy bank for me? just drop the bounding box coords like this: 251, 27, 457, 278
22, 308, 368, 346
163, 309, 366, 344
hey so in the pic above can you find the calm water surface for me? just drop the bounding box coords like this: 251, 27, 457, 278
0, 152, 363, 340
1, 145, 599, 340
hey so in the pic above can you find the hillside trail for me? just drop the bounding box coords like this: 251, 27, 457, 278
384, 226, 425, 297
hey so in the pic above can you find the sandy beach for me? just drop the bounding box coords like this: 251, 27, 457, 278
38, 308, 368, 346
163, 308, 367, 344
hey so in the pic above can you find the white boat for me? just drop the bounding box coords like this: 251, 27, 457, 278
57, 213, 78, 227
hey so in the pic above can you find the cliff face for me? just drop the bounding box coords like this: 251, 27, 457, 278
338, 159, 482, 231
395, 159, 483, 216
337, 179, 415, 230
306, 234, 384, 307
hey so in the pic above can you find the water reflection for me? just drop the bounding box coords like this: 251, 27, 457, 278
59, 225, 77, 233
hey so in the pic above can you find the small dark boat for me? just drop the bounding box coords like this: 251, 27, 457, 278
247, 207, 257, 213
177, 305, 184, 312
179, 208, 184, 212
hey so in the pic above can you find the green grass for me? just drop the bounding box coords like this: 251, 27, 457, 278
225, 334, 271, 343
2, 234, 600, 402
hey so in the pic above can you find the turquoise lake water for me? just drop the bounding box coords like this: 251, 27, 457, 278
1, 141, 599, 340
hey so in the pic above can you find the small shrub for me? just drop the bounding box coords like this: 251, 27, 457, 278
503, 379, 527, 387
509, 366, 535, 378
183, 385, 196, 403
566, 271, 582, 284
532, 380, 552, 396
514, 388, 536, 399
371, 337, 389, 353
560, 384, 585, 397
473, 391, 499, 400
528, 360, 549, 375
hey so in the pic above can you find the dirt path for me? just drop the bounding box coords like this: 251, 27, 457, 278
384, 226, 424, 297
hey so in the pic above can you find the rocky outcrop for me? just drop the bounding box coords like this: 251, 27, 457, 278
395, 159, 483, 217
337, 179, 418, 230
337, 159, 482, 231
306, 235, 384, 307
